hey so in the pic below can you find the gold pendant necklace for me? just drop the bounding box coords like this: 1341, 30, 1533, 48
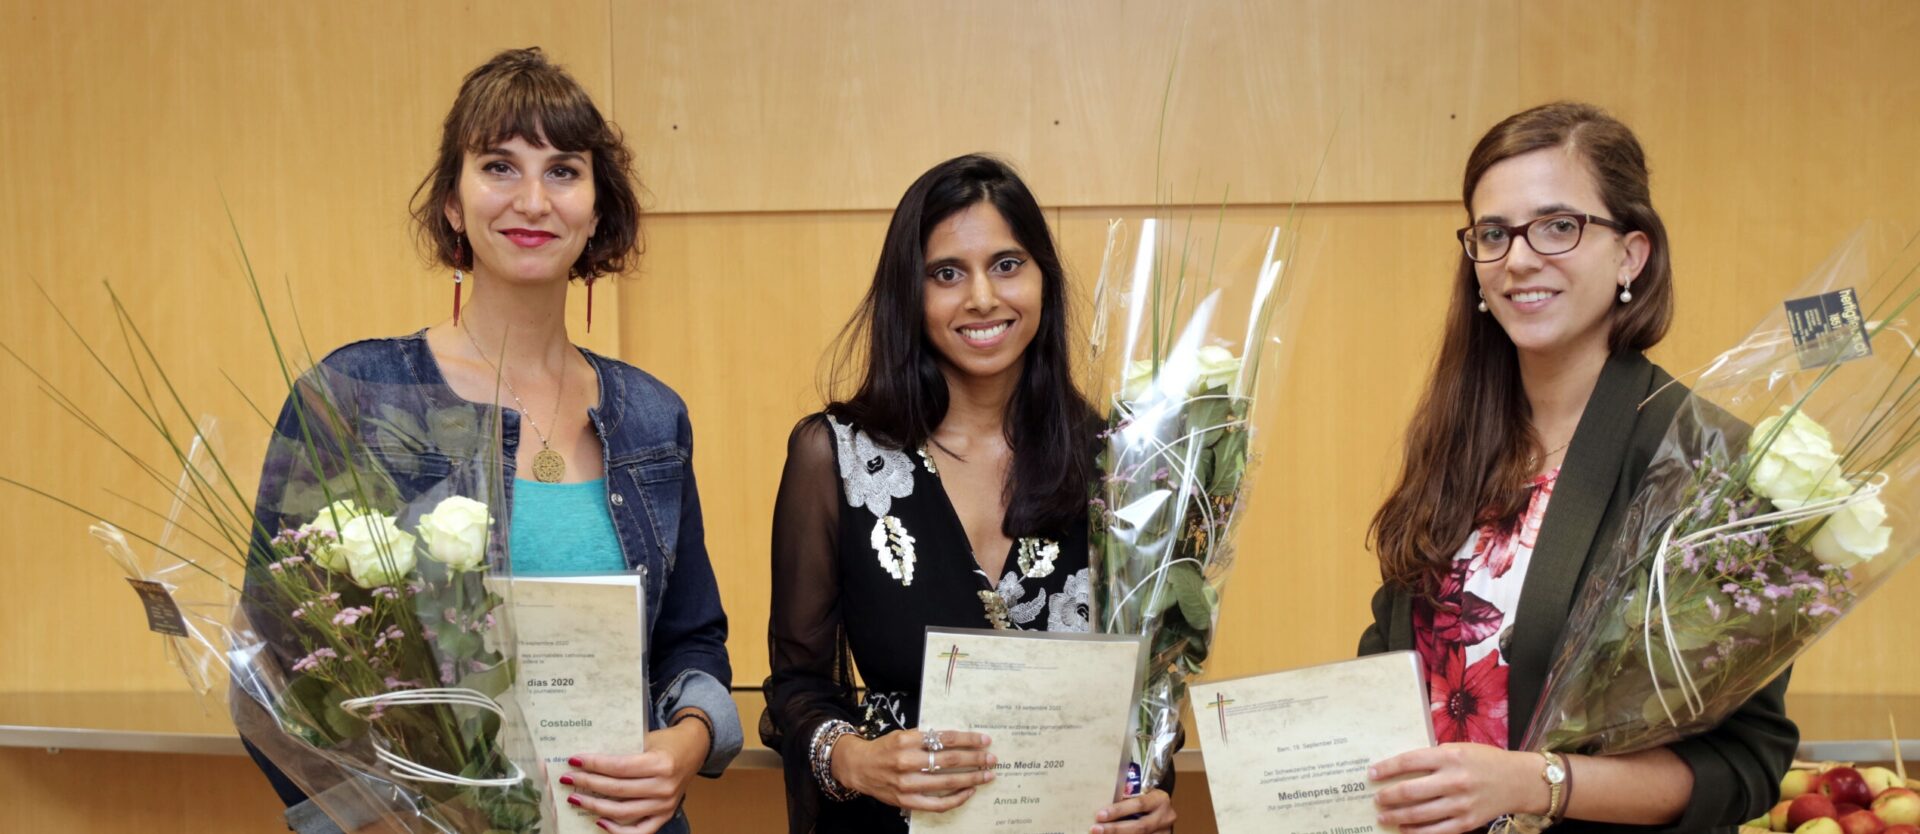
462, 323, 568, 483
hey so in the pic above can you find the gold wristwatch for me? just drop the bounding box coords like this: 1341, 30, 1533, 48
1540, 751, 1569, 821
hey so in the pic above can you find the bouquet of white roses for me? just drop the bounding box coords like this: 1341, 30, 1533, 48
1511, 228, 1920, 814
1088, 213, 1307, 792
3, 258, 544, 831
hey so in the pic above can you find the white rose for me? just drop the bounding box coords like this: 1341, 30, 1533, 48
1120, 358, 1156, 401
1747, 409, 1843, 503
336, 513, 419, 588
1193, 345, 1243, 394
1777, 482, 1893, 568
417, 495, 491, 572
299, 498, 369, 573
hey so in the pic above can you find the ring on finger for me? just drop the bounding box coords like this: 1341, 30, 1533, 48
922, 750, 941, 774
921, 729, 943, 753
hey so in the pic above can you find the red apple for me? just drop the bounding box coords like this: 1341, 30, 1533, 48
1777, 801, 1803, 830
1796, 795, 1844, 829
1838, 810, 1887, 834
1874, 790, 1920, 827
1883, 825, 1919, 834
1785, 771, 1822, 800
1824, 768, 1877, 808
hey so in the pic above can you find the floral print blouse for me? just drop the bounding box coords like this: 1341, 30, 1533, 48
761, 414, 1092, 833
1412, 469, 1559, 747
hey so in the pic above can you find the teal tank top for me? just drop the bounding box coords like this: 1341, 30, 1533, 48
508, 479, 626, 575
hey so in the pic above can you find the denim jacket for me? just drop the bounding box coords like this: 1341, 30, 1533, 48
243, 332, 740, 833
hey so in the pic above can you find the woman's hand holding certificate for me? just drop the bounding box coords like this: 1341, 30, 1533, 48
831, 728, 999, 812
908, 628, 1144, 834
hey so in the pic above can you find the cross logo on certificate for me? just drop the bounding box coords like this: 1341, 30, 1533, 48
1209, 693, 1235, 745
939, 644, 969, 694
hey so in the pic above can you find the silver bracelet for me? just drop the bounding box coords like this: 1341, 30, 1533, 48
809, 719, 862, 801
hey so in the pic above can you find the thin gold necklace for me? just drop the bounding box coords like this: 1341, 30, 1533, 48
460, 323, 568, 483
1530, 438, 1572, 472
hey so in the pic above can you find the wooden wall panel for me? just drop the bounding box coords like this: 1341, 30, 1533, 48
0, 0, 619, 694
612, 0, 1522, 213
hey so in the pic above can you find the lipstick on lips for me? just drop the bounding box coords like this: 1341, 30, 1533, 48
500, 228, 558, 248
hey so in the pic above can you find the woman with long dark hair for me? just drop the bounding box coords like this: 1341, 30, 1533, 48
760, 154, 1175, 834
1359, 102, 1797, 833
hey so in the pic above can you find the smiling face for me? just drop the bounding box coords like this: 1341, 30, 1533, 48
1469, 146, 1649, 363
921, 202, 1043, 385
443, 134, 599, 284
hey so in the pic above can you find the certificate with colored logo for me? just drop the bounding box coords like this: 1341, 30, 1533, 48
909, 628, 1145, 834
510, 574, 650, 834
1190, 651, 1433, 834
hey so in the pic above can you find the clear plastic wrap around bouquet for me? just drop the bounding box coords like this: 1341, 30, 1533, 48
231, 369, 544, 833
2, 276, 545, 832
1087, 214, 1306, 792
1521, 227, 1920, 765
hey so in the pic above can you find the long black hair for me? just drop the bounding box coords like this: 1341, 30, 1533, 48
825, 154, 1095, 536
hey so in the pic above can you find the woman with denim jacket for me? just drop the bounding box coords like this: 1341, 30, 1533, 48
240, 48, 741, 834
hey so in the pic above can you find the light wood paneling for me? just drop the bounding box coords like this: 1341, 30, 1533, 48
0, 0, 619, 695
612, 0, 1522, 213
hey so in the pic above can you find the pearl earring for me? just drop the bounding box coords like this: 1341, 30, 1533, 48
1477, 291, 1488, 313
1619, 285, 1634, 304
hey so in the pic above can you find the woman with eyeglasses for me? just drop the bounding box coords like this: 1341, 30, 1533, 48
1357, 102, 1797, 833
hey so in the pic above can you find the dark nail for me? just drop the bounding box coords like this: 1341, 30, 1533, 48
596, 821, 611, 832
567, 795, 583, 807
559, 775, 574, 786
569, 756, 584, 768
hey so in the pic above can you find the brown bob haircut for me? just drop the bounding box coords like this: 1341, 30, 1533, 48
1370, 101, 1673, 592
409, 47, 643, 280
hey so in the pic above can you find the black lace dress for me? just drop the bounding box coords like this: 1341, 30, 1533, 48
760, 413, 1092, 833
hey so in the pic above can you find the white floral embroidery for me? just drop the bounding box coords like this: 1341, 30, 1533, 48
860, 691, 911, 735
870, 515, 916, 586
827, 416, 915, 517
1047, 567, 1091, 632
1015, 538, 1060, 579
996, 571, 1047, 627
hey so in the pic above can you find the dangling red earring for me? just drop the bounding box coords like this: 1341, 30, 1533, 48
585, 275, 596, 334
452, 235, 466, 326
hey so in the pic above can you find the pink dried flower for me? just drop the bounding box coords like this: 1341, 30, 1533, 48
331, 606, 373, 626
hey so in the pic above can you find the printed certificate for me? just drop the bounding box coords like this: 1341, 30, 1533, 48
1190, 651, 1434, 834
511, 574, 649, 834
909, 627, 1144, 834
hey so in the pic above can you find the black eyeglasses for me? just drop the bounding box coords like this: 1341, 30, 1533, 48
1456, 213, 1628, 263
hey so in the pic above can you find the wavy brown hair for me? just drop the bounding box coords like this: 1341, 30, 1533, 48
1369, 102, 1674, 592
409, 47, 643, 280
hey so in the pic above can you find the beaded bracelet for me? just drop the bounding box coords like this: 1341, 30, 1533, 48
809, 719, 862, 801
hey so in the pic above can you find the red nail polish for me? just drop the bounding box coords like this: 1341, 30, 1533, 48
559, 775, 574, 786
596, 821, 611, 831
567, 795, 583, 807
569, 756, 584, 767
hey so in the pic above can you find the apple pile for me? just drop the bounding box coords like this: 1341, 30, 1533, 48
1746, 766, 1920, 834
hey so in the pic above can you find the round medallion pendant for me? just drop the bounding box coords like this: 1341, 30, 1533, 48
531, 449, 567, 483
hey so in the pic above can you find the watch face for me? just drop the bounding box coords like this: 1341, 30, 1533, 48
1545, 763, 1566, 783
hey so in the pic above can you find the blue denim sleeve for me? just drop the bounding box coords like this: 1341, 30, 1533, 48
645, 409, 742, 776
